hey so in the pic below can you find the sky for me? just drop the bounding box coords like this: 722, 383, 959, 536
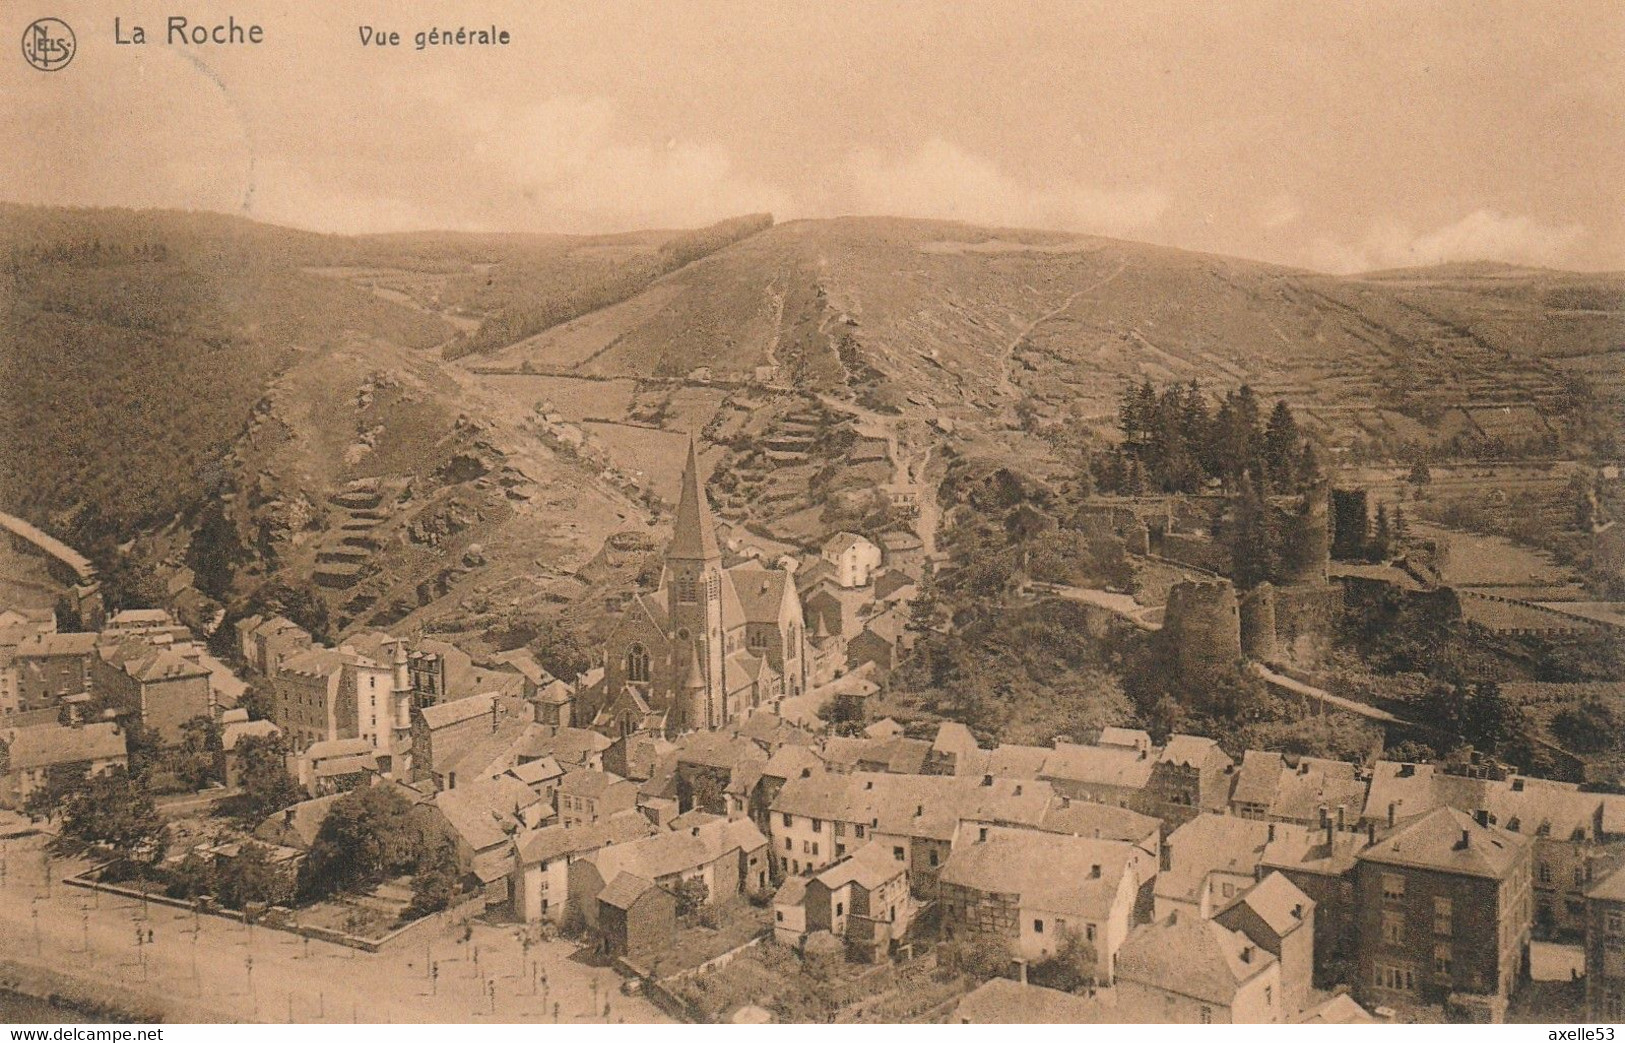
3, 0, 1621, 272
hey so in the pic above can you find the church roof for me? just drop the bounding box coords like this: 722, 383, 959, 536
727, 567, 792, 624
668, 438, 721, 561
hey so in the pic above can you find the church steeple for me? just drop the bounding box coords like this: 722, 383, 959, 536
669, 436, 721, 562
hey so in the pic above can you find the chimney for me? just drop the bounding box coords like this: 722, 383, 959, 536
981, 774, 993, 787
864, 780, 873, 790
1014, 785, 1023, 797
801, 767, 812, 779
1240, 945, 1253, 964
691, 827, 701, 837
1512, 778, 1525, 792
284, 808, 296, 825
1267, 823, 1276, 843
1318, 805, 1329, 828
1291, 903, 1303, 920
1387, 802, 1396, 828
1367, 822, 1376, 846
1474, 809, 1489, 828
1337, 805, 1347, 831
914, 804, 924, 817
491, 699, 499, 733
978, 827, 988, 843
1060, 796, 1071, 809
1089, 864, 1101, 879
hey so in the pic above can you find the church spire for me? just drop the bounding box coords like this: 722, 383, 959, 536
669, 435, 721, 561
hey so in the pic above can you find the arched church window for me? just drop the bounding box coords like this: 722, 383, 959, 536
706, 572, 720, 600
677, 574, 697, 603
626, 643, 651, 683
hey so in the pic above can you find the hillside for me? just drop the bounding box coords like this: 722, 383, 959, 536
3, 206, 1618, 657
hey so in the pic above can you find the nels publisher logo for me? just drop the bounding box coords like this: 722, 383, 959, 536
22, 17, 75, 71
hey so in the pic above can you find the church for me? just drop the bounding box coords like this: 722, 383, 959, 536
595, 439, 808, 736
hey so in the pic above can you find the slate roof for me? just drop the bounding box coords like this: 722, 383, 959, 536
513, 810, 657, 867
598, 871, 659, 910
589, 817, 767, 884
941, 828, 1133, 919
772, 771, 1054, 842
419, 693, 497, 731
1, 722, 125, 771
1040, 742, 1156, 791
728, 567, 793, 625
508, 757, 564, 786
1156, 813, 1274, 906
1356, 806, 1530, 879
1160, 734, 1229, 770
953, 978, 1116, 1024
812, 840, 907, 891
558, 769, 631, 800
1117, 911, 1277, 1005
669, 438, 721, 561
432, 775, 537, 852
1216, 871, 1314, 939
1232, 750, 1286, 807
1588, 864, 1625, 903
1038, 801, 1161, 845
253, 793, 343, 850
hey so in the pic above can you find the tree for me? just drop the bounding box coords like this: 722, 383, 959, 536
232, 733, 304, 825
241, 676, 277, 722
1227, 479, 1277, 590
166, 850, 218, 900
22, 761, 89, 822
59, 768, 168, 863
174, 714, 223, 791
1028, 926, 1099, 992
675, 876, 710, 918
528, 617, 592, 683
1368, 504, 1393, 563
299, 785, 421, 899
1551, 699, 1623, 755
216, 841, 285, 908
1407, 460, 1432, 489
1263, 400, 1302, 494
407, 837, 461, 919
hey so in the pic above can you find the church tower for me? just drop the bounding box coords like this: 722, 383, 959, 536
665, 437, 726, 730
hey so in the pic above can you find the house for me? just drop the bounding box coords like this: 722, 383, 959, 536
0, 721, 127, 808
773, 875, 809, 944
533, 678, 576, 729
821, 532, 882, 589
1354, 806, 1533, 1020
1362, 758, 1625, 939
819, 735, 931, 776
568, 816, 768, 928
1586, 865, 1625, 1022
673, 731, 763, 814
253, 793, 345, 850
1037, 741, 1156, 807
557, 769, 637, 827
939, 828, 1137, 982
1140, 734, 1234, 823
271, 646, 392, 752
1295, 993, 1378, 1024
505, 756, 564, 802
1260, 821, 1368, 986
242, 616, 313, 677
1154, 813, 1274, 920
1117, 910, 1284, 1023
769, 771, 1055, 892
92, 639, 213, 745
411, 692, 505, 787
510, 810, 658, 924
12, 631, 98, 712
427, 774, 544, 905
597, 871, 677, 959
1214, 871, 1316, 1015
298, 737, 378, 795
802, 841, 914, 960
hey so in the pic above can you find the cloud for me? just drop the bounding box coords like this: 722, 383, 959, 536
837, 140, 1167, 236
1309, 209, 1587, 273
467, 96, 792, 232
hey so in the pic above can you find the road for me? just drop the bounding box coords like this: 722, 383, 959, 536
0, 837, 669, 1024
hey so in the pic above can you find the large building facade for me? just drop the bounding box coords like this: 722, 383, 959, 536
600, 441, 807, 735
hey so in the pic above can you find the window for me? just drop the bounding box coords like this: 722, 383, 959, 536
1538, 862, 1552, 884
1033, 919, 1044, 934
893, 847, 905, 861
802, 840, 811, 854
782, 813, 793, 827
811, 818, 822, 833
929, 850, 939, 867
1264, 986, 1272, 1006
836, 902, 844, 917
1382, 911, 1405, 945
784, 838, 792, 851
1221, 882, 1235, 899
1085, 924, 1096, 942
836, 845, 846, 858
775, 911, 783, 923
1373, 964, 1415, 992
748, 629, 767, 650
1574, 866, 1587, 887
812, 842, 819, 856
1433, 896, 1452, 935
1381, 873, 1406, 901
1606, 910, 1624, 937
677, 574, 697, 603
855, 825, 866, 838
626, 644, 651, 684
834, 822, 846, 838
1199, 1007, 1212, 1024
1433, 943, 1453, 978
